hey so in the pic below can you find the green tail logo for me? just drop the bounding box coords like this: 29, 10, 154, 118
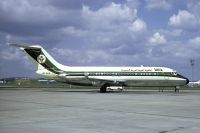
37, 54, 46, 64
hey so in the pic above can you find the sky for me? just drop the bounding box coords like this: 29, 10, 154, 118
0, 0, 200, 81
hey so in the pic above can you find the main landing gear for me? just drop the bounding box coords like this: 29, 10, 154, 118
100, 83, 110, 93
158, 86, 180, 92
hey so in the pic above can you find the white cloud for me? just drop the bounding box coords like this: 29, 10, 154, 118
51, 47, 110, 65
148, 32, 166, 45
0, 0, 82, 37
61, 26, 87, 37
168, 10, 200, 30
83, 2, 136, 21
129, 19, 147, 32
51, 48, 73, 57
188, 37, 200, 58
189, 36, 200, 47
145, 0, 171, 10
0, 47, 21, 60
187, 1, 200, 17
0, 0, 56, 23
82, 2, 137, 30
170, 29, 182, 37
126, 0, 140, 9
160, 37, 200, 59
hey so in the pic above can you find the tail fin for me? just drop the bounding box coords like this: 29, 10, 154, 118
10, 44, 64, 74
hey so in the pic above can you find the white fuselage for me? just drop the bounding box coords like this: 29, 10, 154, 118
37, 66, 188, 87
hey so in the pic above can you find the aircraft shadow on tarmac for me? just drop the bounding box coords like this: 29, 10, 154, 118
41, 89, 192, 95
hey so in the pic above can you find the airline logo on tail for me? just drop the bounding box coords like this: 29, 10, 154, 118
37, 54, 46, 64
9, 44, 63, 74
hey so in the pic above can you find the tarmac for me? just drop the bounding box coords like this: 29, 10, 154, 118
1, 88, 200, 133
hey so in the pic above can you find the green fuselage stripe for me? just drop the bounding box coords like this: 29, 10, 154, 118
64, 71, 177, 77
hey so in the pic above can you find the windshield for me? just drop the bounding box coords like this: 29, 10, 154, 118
172, 71, 177, 75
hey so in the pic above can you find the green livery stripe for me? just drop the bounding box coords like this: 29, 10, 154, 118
64, 71, 177, 77
24, 48, 61, 74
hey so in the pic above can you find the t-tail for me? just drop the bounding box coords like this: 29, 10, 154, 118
10, 44, 66, 74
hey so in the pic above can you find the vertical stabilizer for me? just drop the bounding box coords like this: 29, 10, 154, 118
10, 44, 65, 74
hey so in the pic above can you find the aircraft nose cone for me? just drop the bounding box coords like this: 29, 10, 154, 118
177, 74, 189, 84
185, 78, 189, 84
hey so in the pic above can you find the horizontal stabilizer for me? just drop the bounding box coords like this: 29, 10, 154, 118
9, 43, 42, 50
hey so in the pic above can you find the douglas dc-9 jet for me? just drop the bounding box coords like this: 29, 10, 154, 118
11, 44, 189, 93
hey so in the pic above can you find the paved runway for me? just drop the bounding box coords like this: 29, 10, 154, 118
0, 88, 200, 133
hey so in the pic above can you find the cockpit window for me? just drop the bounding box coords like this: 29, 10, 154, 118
172, 72, 177, 75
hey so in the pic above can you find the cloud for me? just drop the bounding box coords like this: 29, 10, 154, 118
0, 47, 21, 60
187, 1, 200, 16
156, 36, 200, 60
169, 29, 182, 37
168, 10, 200, 30
145, 0, 171, 10
126, 0, 140, 9
148, 32, 166, 45
48, 0, 83, 10
110, 43, 145, 56
189, 36, 200, 48
82, 2, 137, 30
129, 19, 147, 32
0, 0, 199, 79
0, 0, 82, 37
51, 47, 111, 66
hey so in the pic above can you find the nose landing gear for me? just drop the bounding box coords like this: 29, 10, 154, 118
175, 86, 180, 92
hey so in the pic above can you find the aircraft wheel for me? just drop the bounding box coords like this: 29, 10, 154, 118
100, 83, 109, 93
175, 86, 180, 92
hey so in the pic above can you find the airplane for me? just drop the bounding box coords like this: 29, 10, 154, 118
11, 44, 189, 93
188, 80, 200, 87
